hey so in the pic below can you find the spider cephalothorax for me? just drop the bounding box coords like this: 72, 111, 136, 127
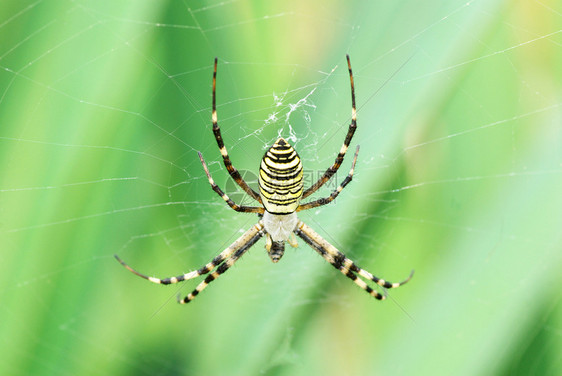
115, 56, 413, 304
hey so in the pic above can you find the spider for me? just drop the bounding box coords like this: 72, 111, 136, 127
115, 55, 413, 304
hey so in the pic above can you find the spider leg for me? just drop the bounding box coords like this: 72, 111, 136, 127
297, 145, 359, 211
302, 54, 357, 199
178, 225, 265, 304
114, 222, 265, 286
211, 58, 262, 204
294, 220, 413, 300
198, 151, 264, 214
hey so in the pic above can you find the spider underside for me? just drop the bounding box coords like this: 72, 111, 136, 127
115, 55, 413, 304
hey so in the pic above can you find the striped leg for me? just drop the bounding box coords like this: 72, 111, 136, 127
114, 222, 265, 286
297, 145, 359, 211
211, 58, 262, 204
179, 226, 264, 304
198, 151, 264, 214
294, 220, 413, 300
302, 54, 358, 199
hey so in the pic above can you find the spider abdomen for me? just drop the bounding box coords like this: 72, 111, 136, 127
258, 138, 303, 214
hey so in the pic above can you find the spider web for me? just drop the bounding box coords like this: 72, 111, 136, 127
0, 1, 561, 375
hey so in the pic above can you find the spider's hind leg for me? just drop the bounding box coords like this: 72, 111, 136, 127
210, 58, 262, 203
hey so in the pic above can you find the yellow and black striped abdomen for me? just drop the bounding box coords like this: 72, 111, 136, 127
259, 138, 303, 214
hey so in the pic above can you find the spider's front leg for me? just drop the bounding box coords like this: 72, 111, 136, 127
294, 220, 413, 300
178, 223, 265, 304
115, 222, 266, 303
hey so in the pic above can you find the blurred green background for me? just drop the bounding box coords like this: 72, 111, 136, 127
1, 1, 561, 375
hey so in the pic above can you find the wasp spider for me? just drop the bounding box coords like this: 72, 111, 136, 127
115, 55, 413, 304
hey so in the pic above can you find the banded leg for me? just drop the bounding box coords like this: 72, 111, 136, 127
179, 226, 264, 303
297, 145, 359, 211
294, 220, 413, 300
114, 222, 265, 285
211, 58, 262, 204
198, 151, 264, 214
302, 54, 357, 199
